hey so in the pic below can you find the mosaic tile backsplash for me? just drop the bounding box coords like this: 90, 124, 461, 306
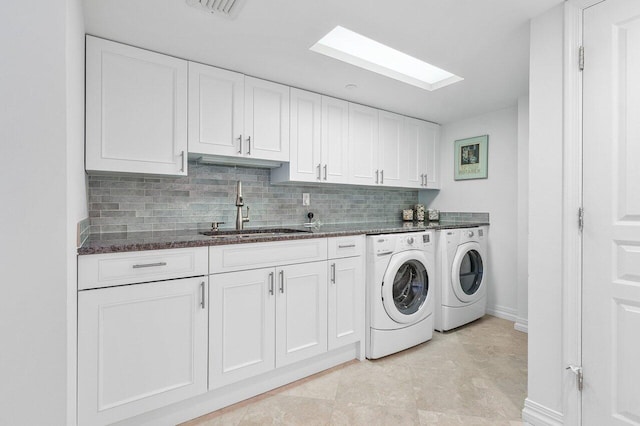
87, 162, 420, 234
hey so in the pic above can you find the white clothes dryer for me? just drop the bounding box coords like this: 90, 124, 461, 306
435, 226, 488, 332
366, 231, 435, 359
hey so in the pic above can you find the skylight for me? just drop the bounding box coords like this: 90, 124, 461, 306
310, 26, 463, 91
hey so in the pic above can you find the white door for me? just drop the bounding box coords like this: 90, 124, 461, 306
289, 88, 322, 182
276, 261, 328, 367
423, 122, 440, 189
85, 36, 188, 176
209, 268, 276, 389
244, 76, 290, 162
583, 1, 640, 423
378, 110, 404, 186
404, 117, 426, 188
188, 62, 244, 157
328, 256, 364, 350
322, 96, 350, 184
348, 103, 379, 185
78, 278, 207, 426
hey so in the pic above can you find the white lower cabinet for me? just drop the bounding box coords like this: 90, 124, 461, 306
209, 268, 276, 389
275, 262, 328, 367
209, 261, 328, 388
78, 277, 208, 426
328, 256, 364, 350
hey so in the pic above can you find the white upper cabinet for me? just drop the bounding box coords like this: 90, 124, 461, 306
348, 103, 379, 185
272, 92, 349, 184
188, 62, 244, 157
244, 76, 290, 161
378, 111, 404, 187
85, 36, 188, 176
322, 96, 350, 184
188, 65, 289, 163
287, 88, 322, 182
404, 117, 440, 189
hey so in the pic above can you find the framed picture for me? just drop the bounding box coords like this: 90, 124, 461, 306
454, 135, 488, 180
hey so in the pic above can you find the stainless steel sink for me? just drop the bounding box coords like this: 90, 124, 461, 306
200, 228, 310, 238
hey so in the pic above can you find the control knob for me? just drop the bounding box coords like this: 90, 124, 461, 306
406, 236, 414, 245
467, 230, 475, 238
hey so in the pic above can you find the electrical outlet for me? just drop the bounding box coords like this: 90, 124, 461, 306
302, 193, 310, 206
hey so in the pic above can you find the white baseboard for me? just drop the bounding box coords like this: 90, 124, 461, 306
486, 304, 518, 322
522, 398, 563, 426
514, 317, 529, 333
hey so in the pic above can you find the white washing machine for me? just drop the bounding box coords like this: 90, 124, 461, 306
435, 226, 488, 332
366, 231, 435, 359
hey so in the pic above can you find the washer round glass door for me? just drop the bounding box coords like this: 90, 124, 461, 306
381, 251, 431, 324
451, 242, 485, 303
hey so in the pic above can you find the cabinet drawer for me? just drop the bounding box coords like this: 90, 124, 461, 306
328, 235, 365, 259
78, 248, 208, 290
210, 239, 328, 273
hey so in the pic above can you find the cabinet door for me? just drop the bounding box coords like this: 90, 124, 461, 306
188, 62, 244, 157
423, 122, 440, 189
348, 103, 379, 185
404, 117, 427, 189
209, 268, 276, 389
289, 88, 322, 182
378, 110, 404, 186
328, 256, 364, 350
322, 96, 350, 184
276, 262, 328, 367
85, 36, 187, 176
244, 76, 290, 162
78, 277, 207, 426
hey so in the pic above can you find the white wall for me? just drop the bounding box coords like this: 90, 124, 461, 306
0, 0, 86, 424
516, 95, 529, 333
66, 0, 87, 423
420, 106, 519, 320
524, 3, 565, 422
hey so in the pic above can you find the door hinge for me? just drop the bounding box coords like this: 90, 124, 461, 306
579, 46, 585, 71
578, 207, 584, 232
566, 364, 583, 391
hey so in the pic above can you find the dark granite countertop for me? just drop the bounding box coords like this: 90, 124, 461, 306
78, 220, 490, 255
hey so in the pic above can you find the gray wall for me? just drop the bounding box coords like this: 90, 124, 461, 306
88, 162, 419, 234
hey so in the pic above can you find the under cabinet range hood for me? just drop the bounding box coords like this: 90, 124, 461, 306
185, 0, 246, 19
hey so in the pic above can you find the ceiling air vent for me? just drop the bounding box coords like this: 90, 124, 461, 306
185, 0, 246, 19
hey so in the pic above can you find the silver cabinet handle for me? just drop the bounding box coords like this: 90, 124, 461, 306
380, 169, 384, 184
279, 270, 284, 293
323, 164, 328, 180
200, 282, 206, 309
420, 174, 424, 186
424, 173, 427, 186
338, 244, 356, 248
132, 262, 167, 269
269, 272, 274, 295
317, 163, 322, 180
331, 263, 336, 284
246, 136, 251, 155
237, 135, 243, 154
180, 151, 186, 173
375, 169, 379, 184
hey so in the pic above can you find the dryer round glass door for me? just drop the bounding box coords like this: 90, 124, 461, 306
451, 242, 485, 303
381, 251, 431, 324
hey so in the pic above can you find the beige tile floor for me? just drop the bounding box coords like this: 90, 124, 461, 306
183, 315, 528, 426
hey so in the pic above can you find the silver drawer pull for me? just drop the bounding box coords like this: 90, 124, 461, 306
132, 262, 167, 269
331, 263, 336, 284
376, 251, 394, 256
269, 272, 274, 295
200, 282, 206, 309
338, 244, 356, 249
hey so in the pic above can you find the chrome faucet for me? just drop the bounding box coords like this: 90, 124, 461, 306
235, 181, 250, 230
